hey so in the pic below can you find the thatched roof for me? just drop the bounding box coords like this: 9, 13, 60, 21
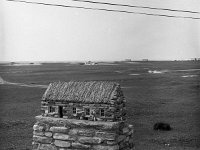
42, 81, 121, 104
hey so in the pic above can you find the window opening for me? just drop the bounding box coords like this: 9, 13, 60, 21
100, 109, 105, 116
58, 106, 63, 118
85, 108, 90, 116
49, 106, 55, 113
73, 107, 76, 114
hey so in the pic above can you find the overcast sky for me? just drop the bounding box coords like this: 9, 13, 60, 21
1, 0, 200, 61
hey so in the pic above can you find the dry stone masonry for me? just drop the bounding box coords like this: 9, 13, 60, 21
33, 81, 134, 150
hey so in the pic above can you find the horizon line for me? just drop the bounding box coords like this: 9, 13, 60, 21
0, 59, 200, 63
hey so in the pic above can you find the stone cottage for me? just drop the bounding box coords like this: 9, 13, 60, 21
33, 81, 134, 150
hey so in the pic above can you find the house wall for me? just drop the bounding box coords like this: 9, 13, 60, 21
41, 100, 126, 122
32, 115, 134, 150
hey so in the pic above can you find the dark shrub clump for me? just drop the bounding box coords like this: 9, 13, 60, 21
153, 122, 172, 131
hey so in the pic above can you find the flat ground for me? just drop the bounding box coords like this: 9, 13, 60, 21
0, 61, 200, 150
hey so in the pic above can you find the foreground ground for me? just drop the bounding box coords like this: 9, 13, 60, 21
0, 61, 200, 150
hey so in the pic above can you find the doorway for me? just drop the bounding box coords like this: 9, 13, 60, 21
58, 106, 63, 118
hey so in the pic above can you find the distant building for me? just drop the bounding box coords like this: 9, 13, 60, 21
84, 61, 97, 65
142, 59, 149, 61
190, 58, 200, 61
124, 59, 132, 62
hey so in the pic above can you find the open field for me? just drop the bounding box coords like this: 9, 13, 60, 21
0, 61, 200, 150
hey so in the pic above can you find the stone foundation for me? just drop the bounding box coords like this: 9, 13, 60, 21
32, 115, 134, 150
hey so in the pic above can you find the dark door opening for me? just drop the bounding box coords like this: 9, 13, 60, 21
58, 106, 63, 118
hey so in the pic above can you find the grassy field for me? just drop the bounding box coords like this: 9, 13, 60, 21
0, 61, 200, 150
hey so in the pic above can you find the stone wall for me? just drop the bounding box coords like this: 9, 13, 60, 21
41, 96, 126, 122
32, 115, 134, 150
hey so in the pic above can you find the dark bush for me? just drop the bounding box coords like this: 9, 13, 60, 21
153, 122, 172, 131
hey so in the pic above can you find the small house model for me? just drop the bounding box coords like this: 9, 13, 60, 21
33, 81, 134, 150
41, 81, 126, 121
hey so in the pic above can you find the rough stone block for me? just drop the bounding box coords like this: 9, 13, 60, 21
41, 101, 48, 104
33, 124, 45, 132
93, 145, 119, 150
122, 127, 129, 134
106, 140, 118, 145
68, 129, 79, 135
78, 129, 95, 137
50, 126, 69, 133
78, 137, 103, 144
45, 132, 53, 137
33, 131, 44, 136
128, 124, 133, 129
33, 135, 52, 144
96, 132, 117, 140
72, 142, 91, 149
53, 133, 75, 141
41, 106, 48, 110
38, 144, 57, 150
54, 140, 71, 148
